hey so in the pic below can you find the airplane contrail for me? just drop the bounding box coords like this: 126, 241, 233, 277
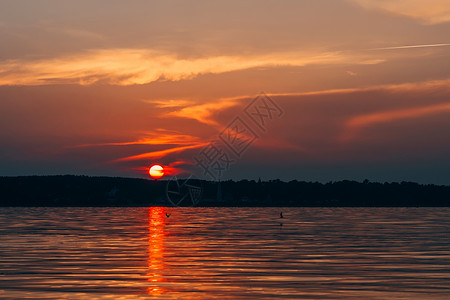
370, 43, 450, 50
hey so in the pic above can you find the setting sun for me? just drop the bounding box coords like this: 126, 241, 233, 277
149, 164, 164, 179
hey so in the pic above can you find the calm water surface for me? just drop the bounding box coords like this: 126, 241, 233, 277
0, 207, 449, 299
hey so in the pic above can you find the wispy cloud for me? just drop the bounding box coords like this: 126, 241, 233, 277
268, 78, 450, 98
69, 129, 207, 166
142, 99, 193, 109
341, 101, 450, 142
370, 43, 450, 50
115, 143, 208, 162
0, 48, 383, 86
350, 0, 450, 25
142, 96, 242, 127
165, 98, 241, 127
70, 130, 203, 148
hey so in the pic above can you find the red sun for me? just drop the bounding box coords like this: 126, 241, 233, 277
149, 164, 164, 179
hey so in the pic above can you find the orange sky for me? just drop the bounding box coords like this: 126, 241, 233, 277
1, 0, 450, 183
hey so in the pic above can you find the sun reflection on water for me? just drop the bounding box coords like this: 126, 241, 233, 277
147, 207, 166, 295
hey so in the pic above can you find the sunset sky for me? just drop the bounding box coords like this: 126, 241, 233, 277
1, 0, 450, 184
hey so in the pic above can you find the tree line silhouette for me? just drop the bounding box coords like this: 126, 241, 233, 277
0, 175, 449, 207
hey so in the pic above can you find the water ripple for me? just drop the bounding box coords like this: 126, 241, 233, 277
0, 207, 449, 299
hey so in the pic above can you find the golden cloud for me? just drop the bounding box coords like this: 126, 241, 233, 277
0, 48, 382, 86
115, 143, 208, 162
165, 98, 241, 127
71, 130, 203, 148
142, 99, 193, 109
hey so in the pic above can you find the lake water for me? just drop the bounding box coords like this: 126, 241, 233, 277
0, 207, 449, 299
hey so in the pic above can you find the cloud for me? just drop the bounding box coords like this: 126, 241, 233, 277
342, 102, 450, 142
165, 97, 241, 127
320, 79, 450, 142
68, 129, 208, 167
0, 48, 383, 86
107, 97, 244, 164
350, 0, 450, 24
370, 43, 450, 50
142, 96, 243, 128
142, 99, 192, 109
115, 143, 208, 162
70, 130, 203, 148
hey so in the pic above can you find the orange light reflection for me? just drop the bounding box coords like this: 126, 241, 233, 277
147, 207, 166, 295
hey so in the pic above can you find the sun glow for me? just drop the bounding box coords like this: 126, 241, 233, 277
149, 164, 164, 179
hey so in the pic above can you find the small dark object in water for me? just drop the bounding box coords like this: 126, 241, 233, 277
166, 212, 171, 218
280, 212, 284, 218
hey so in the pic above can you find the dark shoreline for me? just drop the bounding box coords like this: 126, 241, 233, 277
1, 175, 449, 207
